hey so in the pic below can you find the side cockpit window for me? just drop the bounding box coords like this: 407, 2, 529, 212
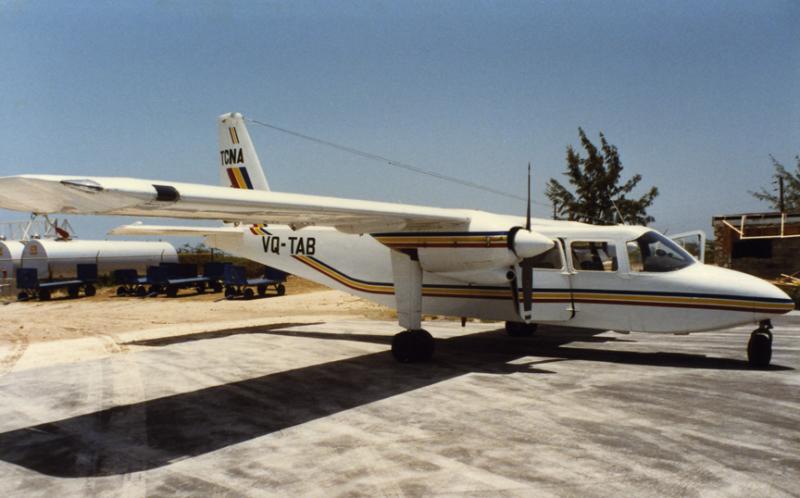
627, 231, 694, 272
571, 241, 617, 272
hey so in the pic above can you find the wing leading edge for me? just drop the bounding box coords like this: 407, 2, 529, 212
0, 175, 470, 233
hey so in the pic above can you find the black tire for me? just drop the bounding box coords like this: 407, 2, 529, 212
276, 283, 286, 296
748, 331, 772, 368
196, 284, 206, 294
224, 287, 236, 300
392, 329, 435, 363
257, 284, 267, 296
116, 286, 127, 297
166, 286, 178, 298
68, 286, 80, 299
84, 284, 96, 297
136, 285, 147, 297
39, 289, 51, 301
505, 321, 537, 337
211, 281, 223, 293
243, 288, 255, 300
149, 285, 162, 295
17, 291, 29, 302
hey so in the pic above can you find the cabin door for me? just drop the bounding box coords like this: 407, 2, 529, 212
515, 240, 574, 322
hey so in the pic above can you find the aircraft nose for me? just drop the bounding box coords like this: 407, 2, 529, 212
722, 267, 795, 317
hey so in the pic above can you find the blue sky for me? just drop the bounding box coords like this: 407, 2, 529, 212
0, 0, 798, 241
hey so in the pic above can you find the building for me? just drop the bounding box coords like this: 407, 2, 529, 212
712, 211, 800, 280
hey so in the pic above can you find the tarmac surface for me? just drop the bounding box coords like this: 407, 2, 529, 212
0, 313, 799, 497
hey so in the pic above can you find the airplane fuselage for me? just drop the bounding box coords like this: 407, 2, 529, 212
208, 218, 794, 334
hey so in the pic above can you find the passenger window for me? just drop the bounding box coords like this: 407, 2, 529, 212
626, 241, 644, 272
571, 241, 617, 272
528, 245, 563, 270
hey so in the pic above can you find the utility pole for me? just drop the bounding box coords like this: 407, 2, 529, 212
552, 201, 557, 220
779, 176, 785, 213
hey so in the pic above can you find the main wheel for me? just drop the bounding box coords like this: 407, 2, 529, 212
748, 331, 772, 368
68, 286, 80, 299
211, 281, 223, 293
276, 283, 286, 296
136, 285, 147, 297
224, 286, 236, 300
505, 321, 537, 337
391, 329, 435, 363
38, 288, 51, 301
196, 282, 206, 294
84, 284, 96, 297
17, 291, 29, 302
166, 286, 178, 298
116, 286, 127, 297
243, 288, 255, 300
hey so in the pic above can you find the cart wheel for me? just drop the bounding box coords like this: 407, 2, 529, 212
84, 284, 96, 297
211, 281, 223, 293
68, 286, 80, 299
136, 285, 147, 297
17, 291, 29, 302
166, 286, 178, 298
116, 286, 127, 297
196, 283, 206, 294
276, 284, 286, 296
39, 289, 51, 301
224, 286, 236, 300
257, 284, 267, 296
243, 288, 255, 300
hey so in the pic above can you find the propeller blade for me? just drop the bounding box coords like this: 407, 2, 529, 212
520, 257, 533, 321
526, 162, 531, 231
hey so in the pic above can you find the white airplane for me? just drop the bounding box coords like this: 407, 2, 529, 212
0, 113, 793, 367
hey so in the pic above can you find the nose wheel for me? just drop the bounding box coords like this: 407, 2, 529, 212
747, 320, 773, 369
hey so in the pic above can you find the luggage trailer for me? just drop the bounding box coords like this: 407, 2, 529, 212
139, 262, 228, 297
16, 264, 98, 301
223, 265, 287, 300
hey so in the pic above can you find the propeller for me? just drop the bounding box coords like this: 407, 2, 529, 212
506, 163, 554, 322
520, 162, 534, 321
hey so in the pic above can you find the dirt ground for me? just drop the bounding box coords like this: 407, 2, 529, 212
0, 277, 396, 344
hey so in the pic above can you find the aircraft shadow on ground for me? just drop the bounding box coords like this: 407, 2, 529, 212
0, 324, 789, 477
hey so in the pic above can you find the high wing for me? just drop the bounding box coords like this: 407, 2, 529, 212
108, 223, 243, 236
0, 175, 470, 234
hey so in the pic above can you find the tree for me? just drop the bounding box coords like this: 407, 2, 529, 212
750, 155, 800, 212
545, 128, 659, 225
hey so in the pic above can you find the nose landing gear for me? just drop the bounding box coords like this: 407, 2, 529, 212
747, 320, 773, 369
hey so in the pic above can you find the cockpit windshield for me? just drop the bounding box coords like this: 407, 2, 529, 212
626, 231, 695, 273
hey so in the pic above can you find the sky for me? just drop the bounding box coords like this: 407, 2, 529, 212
0, 0, 798, 242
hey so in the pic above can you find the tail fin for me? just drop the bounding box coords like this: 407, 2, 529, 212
218, 112, 270, 191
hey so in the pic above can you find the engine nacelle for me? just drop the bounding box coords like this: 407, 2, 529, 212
413, 227, 554, 273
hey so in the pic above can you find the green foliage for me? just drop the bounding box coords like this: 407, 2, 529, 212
750, 155, 800, 211
545, 128, 659, 225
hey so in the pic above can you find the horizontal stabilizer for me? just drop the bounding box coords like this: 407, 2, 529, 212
109, 224, 243, 237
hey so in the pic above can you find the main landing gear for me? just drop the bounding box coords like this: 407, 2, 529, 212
747, 320, 773, 369
391, 329, 435, 363
505, 321, 538, 337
